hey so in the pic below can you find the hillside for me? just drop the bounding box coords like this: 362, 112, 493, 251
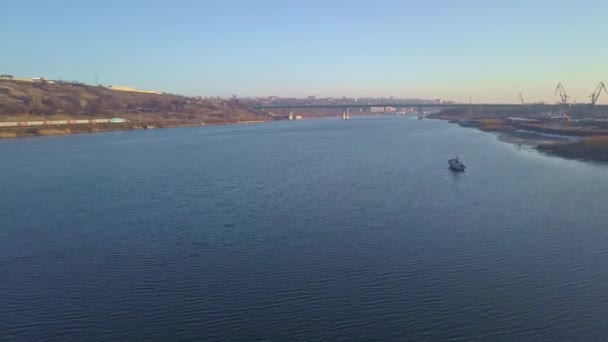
0, 79, 273, 125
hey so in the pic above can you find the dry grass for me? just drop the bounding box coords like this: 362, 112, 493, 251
36, 128, 71, 136
514, 123, 608, 137
0, 131, 17, 138
0, 79, 273, 124
477, 118, 508, 131
581, 135, 608, 143
539, 134, 608, 161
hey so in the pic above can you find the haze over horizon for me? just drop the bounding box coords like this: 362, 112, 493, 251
2, 0, 607, 103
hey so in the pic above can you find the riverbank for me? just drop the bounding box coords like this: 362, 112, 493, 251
433, 115, 608, 162
0, 120, 273, 139
537, 136, 608, 162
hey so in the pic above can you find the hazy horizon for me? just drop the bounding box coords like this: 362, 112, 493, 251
2, 0, 607, 103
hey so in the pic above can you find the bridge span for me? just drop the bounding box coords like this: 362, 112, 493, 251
254, 103, 608, 110
254, 103, 608, 119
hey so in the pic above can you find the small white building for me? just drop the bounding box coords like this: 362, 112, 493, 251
107, 85, 162, 95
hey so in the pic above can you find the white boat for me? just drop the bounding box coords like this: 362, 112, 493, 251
448, 157, 466, 171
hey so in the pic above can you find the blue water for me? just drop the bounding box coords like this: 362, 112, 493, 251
2, 116, 608, 341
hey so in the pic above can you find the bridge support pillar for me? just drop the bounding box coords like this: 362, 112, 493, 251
342, 108, 350, 120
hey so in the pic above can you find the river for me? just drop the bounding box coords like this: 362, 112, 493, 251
2, 116, 608, 341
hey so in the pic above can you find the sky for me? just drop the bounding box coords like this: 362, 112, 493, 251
2, 0, 608, 103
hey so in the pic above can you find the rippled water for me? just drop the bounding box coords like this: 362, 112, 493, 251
2, 116, 608, 341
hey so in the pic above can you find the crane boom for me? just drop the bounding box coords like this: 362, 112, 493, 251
589, 82, 607, 105
518, 93, 525, 104
554, 82, 569, 105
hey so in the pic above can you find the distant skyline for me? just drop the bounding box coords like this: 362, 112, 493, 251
2, 0, 608, 103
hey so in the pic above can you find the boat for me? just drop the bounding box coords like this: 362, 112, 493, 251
448, 156, 466, 171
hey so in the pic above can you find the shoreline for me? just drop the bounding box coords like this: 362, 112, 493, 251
431, 116, 608, 163
0, 114, 378, 140
0, 119, 274, 140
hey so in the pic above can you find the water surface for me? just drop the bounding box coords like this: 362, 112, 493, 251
2, 116, 608, 341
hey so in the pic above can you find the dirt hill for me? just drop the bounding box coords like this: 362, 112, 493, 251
0, 79, 272, 125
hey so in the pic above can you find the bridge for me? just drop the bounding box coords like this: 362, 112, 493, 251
255, 102, 608, 110
254, 103, 559, 110
254, 102, 608, 120
254, 83, 608, 114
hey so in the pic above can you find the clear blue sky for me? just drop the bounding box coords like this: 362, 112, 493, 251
2, 0, 608, 103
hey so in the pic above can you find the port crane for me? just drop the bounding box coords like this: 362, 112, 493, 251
518, 93, 525, 104
554, 82, 569, 105
589, 82, 607, 105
